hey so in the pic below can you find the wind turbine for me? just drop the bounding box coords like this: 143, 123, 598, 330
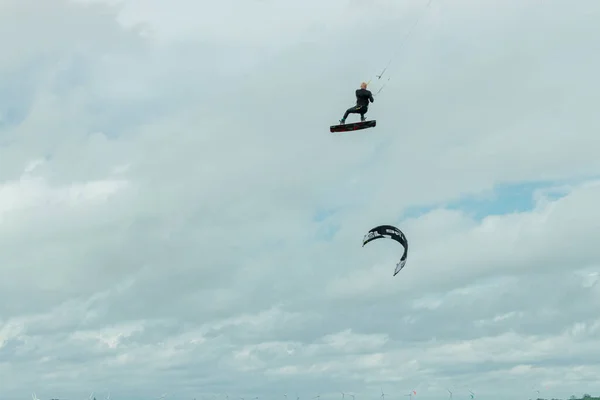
350, 395, 355, 400
530, 386, 540, 400
32, 393, 40, 400
447, 389, 452, 400
341, 393, 345, 400
468, 390, 474, 399
313, 395, 320, 400
380, 388, 386, 400
106, 392, 111, 400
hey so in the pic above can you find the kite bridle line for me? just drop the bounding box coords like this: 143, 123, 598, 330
366, 0, 434, 97
376, 0, 434, 81
364, 76, 389, 99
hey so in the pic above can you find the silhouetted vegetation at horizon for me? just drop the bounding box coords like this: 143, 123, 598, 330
533, 394, 599, 400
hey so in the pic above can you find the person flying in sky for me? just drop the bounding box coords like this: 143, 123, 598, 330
339, 82, 374, 124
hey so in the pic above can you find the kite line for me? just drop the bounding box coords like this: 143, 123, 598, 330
368, 0, 435, 96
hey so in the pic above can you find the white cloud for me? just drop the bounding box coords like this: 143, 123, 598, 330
1, 0, 599, 399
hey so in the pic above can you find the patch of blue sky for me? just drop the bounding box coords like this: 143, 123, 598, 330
401, 179, 581, 222
0, 62, 42, 130
314, 220, 341, 241
311, 205, 342, 242
314, 176, 599, 243
313, 208, 337, 222
447, 181, 549, 219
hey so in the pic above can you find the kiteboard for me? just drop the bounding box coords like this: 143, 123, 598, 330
330, 120, 376, 133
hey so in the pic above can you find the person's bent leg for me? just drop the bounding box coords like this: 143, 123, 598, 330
360, 106, 368, 121
341, 106, 357, 123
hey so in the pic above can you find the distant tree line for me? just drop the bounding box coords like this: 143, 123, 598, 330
535, 394, 599, 400
49, 398, 97, 400
45, 396, 599, 400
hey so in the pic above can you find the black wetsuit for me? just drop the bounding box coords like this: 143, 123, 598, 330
342, 88, 374, 121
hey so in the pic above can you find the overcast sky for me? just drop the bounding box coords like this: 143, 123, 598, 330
1, 0, 599, 399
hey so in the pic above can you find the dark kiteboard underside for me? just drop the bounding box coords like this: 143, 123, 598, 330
330, 120, 376, 133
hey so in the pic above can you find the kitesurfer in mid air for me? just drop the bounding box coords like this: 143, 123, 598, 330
339, 81, 374, 124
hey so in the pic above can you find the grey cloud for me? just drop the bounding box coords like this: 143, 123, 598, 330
1, 0, 599, 398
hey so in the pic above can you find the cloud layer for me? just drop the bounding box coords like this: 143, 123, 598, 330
1, 0, 599, 399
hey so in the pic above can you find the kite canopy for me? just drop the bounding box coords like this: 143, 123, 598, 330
362, 224, 408, 276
